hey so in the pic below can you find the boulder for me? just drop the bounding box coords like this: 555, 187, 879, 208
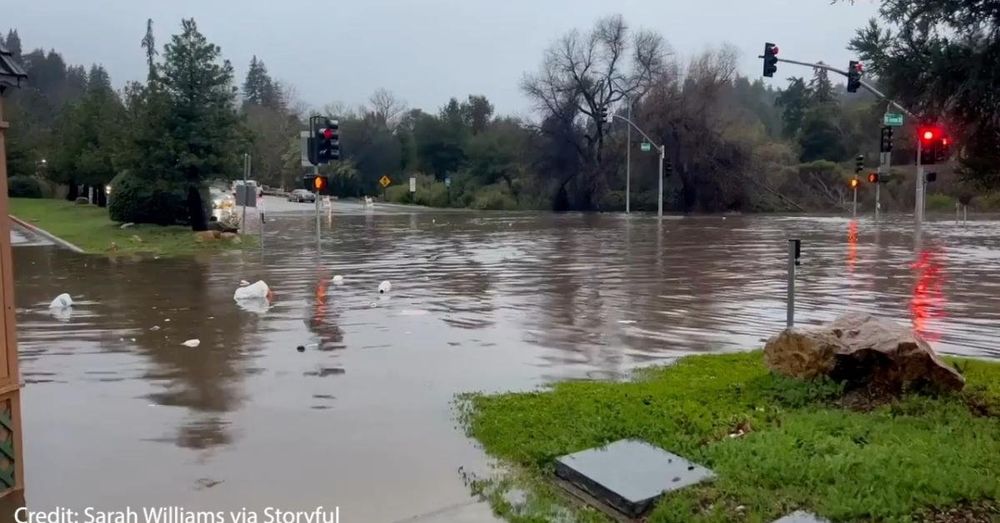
764, 313, 964, 392
194, 230, 221, 243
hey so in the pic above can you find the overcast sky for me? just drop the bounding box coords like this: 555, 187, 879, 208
4, 0, 881, 117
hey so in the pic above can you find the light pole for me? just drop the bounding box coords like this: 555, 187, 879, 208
611, 113, 665, 219
625, 97, 632, 215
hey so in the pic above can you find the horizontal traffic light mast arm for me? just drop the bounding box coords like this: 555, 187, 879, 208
610, 114, 664, 153
758, 55, 918, 119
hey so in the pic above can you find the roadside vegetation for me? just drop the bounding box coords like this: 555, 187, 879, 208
9, 198, 248, 256
459, 351, 1000, 522
5, 0, 999, 216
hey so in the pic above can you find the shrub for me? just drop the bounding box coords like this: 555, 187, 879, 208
598, 190, 625, 212
926, 193, 957, 212
7, 176, 43, 198
108, 171, 189, 225
470, 185, 518, 210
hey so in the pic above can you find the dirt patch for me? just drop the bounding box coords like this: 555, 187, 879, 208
914, 499, 999, 522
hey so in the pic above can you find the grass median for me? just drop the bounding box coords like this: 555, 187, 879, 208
459, 350, 1000, 522
9, 198, 251, 257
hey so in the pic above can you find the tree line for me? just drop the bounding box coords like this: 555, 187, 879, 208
3, 5, 996, 228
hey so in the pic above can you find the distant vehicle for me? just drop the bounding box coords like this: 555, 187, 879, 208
210, 187, 235, 210
287, 189, 316, 203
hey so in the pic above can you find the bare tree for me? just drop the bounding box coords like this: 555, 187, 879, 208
368, 88, 407, 129
523, 15, 668, 166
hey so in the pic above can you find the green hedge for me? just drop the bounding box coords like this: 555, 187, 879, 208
7, 176, 43, 198
108, 171, 189, 225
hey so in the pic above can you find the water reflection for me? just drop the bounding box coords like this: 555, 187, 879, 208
910, 247, 947, 342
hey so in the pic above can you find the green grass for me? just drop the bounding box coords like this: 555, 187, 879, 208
459, 351, 1000, 522
9, 198, 252, 257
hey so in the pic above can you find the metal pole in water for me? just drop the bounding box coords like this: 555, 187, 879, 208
786, 239, 800, 329
625, 98, 631, 215
241, 153, 248, 234
657, 145, 664, 219
853, 185, 858, 217
915, 138, 924, 226
875, 182, 881, 223
314, 164, 321, 250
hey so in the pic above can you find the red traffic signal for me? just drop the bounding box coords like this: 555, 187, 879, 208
867, 172, 879, 184
763, 43, 779, 78
323, 128, 334, 139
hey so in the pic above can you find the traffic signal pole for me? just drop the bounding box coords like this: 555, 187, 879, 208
761, 54, 925, 226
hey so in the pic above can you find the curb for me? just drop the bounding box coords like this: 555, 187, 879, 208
8, 215, 85, 253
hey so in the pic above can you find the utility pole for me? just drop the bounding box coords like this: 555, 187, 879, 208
915, 138, 924, 226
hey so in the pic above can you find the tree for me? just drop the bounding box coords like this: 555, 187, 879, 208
243, 56, 283, 110
461, 95, 494, 135
48, 65, 125, 206
848, 0, 1000, 189
158, 18, 241, 230
808, 66, 834, 104
5, 29, 21, 58
775, 77, 810, 138
367, 88, 406, 129
141, 19, 156, 79
523, 14, 667, 208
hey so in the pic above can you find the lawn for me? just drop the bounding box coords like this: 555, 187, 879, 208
8, 198, 251, 256
459, 351, 1000, 522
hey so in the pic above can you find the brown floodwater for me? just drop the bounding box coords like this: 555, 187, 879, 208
10, 203, 1000, 521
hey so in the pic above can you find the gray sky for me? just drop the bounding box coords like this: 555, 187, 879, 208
4, 0, 881, 116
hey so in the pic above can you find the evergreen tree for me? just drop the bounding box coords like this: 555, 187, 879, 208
158, 18, 241, 230
242, 55, 282, 109
808, 67, 835, 104
141, 19, 156, 80
775, 78, 810, 139
5, 29, 21, 58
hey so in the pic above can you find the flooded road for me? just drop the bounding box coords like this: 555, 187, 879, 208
11, 205, 1000, 521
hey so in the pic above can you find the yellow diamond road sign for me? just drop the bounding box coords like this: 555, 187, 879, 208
379, 175, 392, 188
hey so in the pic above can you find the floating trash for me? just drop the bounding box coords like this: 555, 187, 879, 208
181, 339, 201, 348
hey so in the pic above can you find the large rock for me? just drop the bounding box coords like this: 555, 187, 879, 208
764, 313, 964, 392
193, 230, 221, 243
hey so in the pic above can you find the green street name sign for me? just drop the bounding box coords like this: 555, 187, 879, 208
883, 113, 904, 127
641, 142, 652, 152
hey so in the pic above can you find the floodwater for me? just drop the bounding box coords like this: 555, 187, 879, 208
11, 202, 1000, 521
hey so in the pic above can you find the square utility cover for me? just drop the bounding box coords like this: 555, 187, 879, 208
554, 439, 715, 517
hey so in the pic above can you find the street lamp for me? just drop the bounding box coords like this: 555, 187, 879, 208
609, 109, 666, 219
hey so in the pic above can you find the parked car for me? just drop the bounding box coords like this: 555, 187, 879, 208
210, 187, 235, 210
287, 189, 316, 203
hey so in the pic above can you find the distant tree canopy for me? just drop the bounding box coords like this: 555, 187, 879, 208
3, 10, 994, 215
848, 0, 1000, 190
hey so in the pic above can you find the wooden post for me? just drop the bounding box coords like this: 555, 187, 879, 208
0, 94, 26, 501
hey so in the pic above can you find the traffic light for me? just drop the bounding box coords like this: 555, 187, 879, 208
598, 106, 609, 124
936, 136, 952, 163
849, 177, 860, 189
854, 154, 864, 174
847, 61, 863, 93
762, 43, 779, 77
313, 175, 328, 193
303, 174, 329, 194
867, 172, 879, 184
880, 127, 893, 153
919, 125, 941, 165
313, 118, 340, 164
664, 160, 673, 177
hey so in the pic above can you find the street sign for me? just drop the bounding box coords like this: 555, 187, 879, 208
300, 131, 312, 167
641, 142, 652, 152
409, 177, 416, 193
379, 175, 392, 188
883, 113, 904, 127
445, 177, 452, 187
